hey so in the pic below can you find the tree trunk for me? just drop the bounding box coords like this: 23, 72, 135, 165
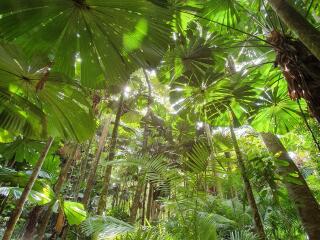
260, 132, 320, 239
82, 117, 112, 207
2, 137, 54, 240
37, 145, 80, 240
74, 137, 94, 197
268, 0, 320, 61
97, 93, 124, 214
146, 183, 153, 221
129, 70, 152, 223
141, 183, 148, 225
229, 123, 266, 240
129, 180, 144, 224
22, 206, 44, 240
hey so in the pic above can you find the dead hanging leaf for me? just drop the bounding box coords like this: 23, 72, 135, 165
74, 146, 81, 161
268, 30, 320, 123
58, 144, 81, 159
55, 206, 65, 234
92, 92, 101, 114
35, 62, 54, 92
58, 144, 73, 159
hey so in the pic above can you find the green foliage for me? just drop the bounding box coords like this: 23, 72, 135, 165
185, 142, 210, 173
0, 0, 172, 89
0, 167, 55, 204
202, 0, 241, 27
230, 230, 257, 240
115, 227, 163, 240
250, 84, 303, 134
63, 201, 87, 225
0, 186, 52, 205
81, 215, 134, 239
0, 42, 95, 141
0, 138, 47, 164
107, 206, 130, 222
107, 154, 175, 194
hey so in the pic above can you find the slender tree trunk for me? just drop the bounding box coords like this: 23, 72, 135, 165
2, 137, 54, 240
82, 117, 112, 207
60, 225, 69, 240
129, 70, 152, 223
22, 206, 44, 240
146, 183, 153, 221
74, 137, 94, 197
229, 123, 266, 240
75, 109, 104, 193
97, 93, 124, 214
129, 180, 144, 224
268, 0, 320, 61
260, 132, 320, 239
141, 183, 148, 225
37, 145, 79, 240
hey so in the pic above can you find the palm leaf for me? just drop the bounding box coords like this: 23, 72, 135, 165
202, 0, 241, 27
0, 167, 54, 205
230, 230, 258, 240
185, 142, 210, 173
81, 215, 134, 239
116, 227, 161, 240
0, 42, 95, 141
250, 84, 303, 134
0, 0, 173, 89
0, 186, 52, 205
63, 201, 87, 225
107, 154, 175, 194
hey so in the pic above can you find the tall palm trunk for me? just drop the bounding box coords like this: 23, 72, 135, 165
97, 93, 124, 214
37, 145, 80, 240
267, 0, 320, 61
146, 183, 153, 221
2, 137, 54, 240
129, 70, 152, 223
82, 117, 112, 207
141, 183, 148, 225
229, 122, 266, 240
260, 132, 320, 239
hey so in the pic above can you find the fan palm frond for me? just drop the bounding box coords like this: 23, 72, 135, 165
0, 186, 52, 205
250, 84, 303, 134
0, 42, 95, 141
0, 0, 173, 89
63, 201, 87, 225
0, 167, 54, 205
202, 0, 241, 27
